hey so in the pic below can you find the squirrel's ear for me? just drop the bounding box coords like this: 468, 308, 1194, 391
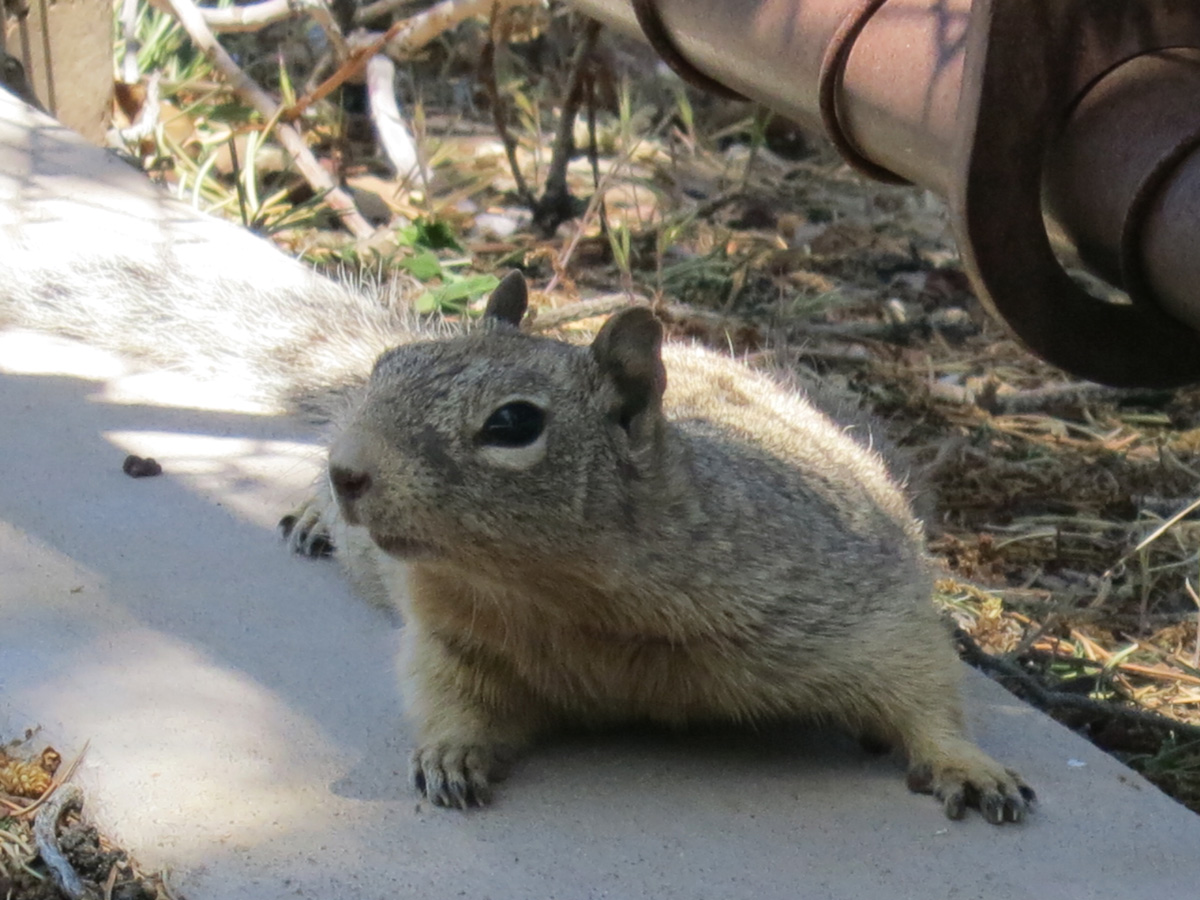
483, 270, 528, 328
590, 307, 667, 434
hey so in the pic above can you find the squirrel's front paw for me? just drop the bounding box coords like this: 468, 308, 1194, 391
411, 742, 499, 809
906, 747, 1035, 824
280, 494, 337, 557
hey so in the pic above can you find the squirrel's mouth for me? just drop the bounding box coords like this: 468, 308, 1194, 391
369, 530, 435, 560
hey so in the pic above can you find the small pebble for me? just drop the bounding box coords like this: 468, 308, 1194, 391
122, 455, 162, 478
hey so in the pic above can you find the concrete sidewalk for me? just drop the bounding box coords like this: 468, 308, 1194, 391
2, 85, 1199, 900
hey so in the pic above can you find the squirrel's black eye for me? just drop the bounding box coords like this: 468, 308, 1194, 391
479, 401, 546, 447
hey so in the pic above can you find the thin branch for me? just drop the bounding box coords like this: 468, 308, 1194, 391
156, 0, 349, 60
1104, 494, 1200, 579
529, 293, 642, 331
284, 18, 410, 121
978, 381, 1149, 416
546, 115, 671, 293
188, 0, 319, 32
119, 0, 142, 83
532, 17, 602, 236
171, 0, 350, 58
384, 0, 539, 59
227, 133, 251, 228
480, 23, 533, 206
115, 73, 161, 144
303, 0, 350, 60
285, 0, 541, 122
164, 0, 374, 238
356, 0, 420, 25
365, 54, 425, 180
584, 55, 603, 220
955, 628, 1200, 742
33, 785, 86, 900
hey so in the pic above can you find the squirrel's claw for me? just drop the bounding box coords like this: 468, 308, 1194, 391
280, 492, 337, 557
411, 743, 496, 809
906, 760, 1035, 825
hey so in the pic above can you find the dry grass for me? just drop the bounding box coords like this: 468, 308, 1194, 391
0, 737, 173, 900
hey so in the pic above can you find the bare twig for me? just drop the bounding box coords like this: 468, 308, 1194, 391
529, 293, 643, 331
956, 628, 1200, 741
284, 19, 409, 121
186, 0, 335, 34
532, 17, 602, 236
33, 784, 85, 900
1105, 494, 1200, 579
978, 381, 1147, 415
1186, 578, 1200, 669
115, 73, 161, 145
365, 54, 425, 180
164, 0, 374, 238
227, 133, 251, 228
103, 863, 119, 900
481, 22, 534, 206
287, 0, 541, 122
546, 115, 671, 293
119, 0, 142, 84
355, 0, 419, 24
383, 0, 539, 60
584, 54, 604, 231
305, 0, 350, 61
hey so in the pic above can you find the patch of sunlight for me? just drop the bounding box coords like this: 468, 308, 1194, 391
0, 329, 276, 414
0, 330, 130, 380
104, 430, 324, 530
0, 521, 355, 868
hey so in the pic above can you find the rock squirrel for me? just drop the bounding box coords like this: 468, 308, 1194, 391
283, 271, 1034, 825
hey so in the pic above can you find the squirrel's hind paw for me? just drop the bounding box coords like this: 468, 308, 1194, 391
411, 742, 498, 809
280, 494, 337, 558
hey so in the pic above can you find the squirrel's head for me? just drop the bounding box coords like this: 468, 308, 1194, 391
327, 272, 669, 563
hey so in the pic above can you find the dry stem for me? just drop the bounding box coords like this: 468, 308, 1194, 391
957, 629, 1200, 741
366, 54, 425, 180
286, 0, 542, 122
532, 17, 602, 236
181, 0, 332, 33
164, 0, 374, 238
481, 17, 534, 206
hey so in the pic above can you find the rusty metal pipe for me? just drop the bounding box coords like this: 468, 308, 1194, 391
567, 0, 1200, 387
574, 0, 969, 190
1045, 49, 1200, 336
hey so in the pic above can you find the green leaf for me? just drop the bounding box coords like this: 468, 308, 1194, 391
413, 274, 500, 315
398, 250, 443, 281
413, 291, 440, 315
395, 217, 463, 252
436, 274, 499, 305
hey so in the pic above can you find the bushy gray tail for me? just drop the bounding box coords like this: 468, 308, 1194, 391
0, 256, 429, 420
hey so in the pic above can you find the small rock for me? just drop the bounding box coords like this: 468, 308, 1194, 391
122, 455, 162, 478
